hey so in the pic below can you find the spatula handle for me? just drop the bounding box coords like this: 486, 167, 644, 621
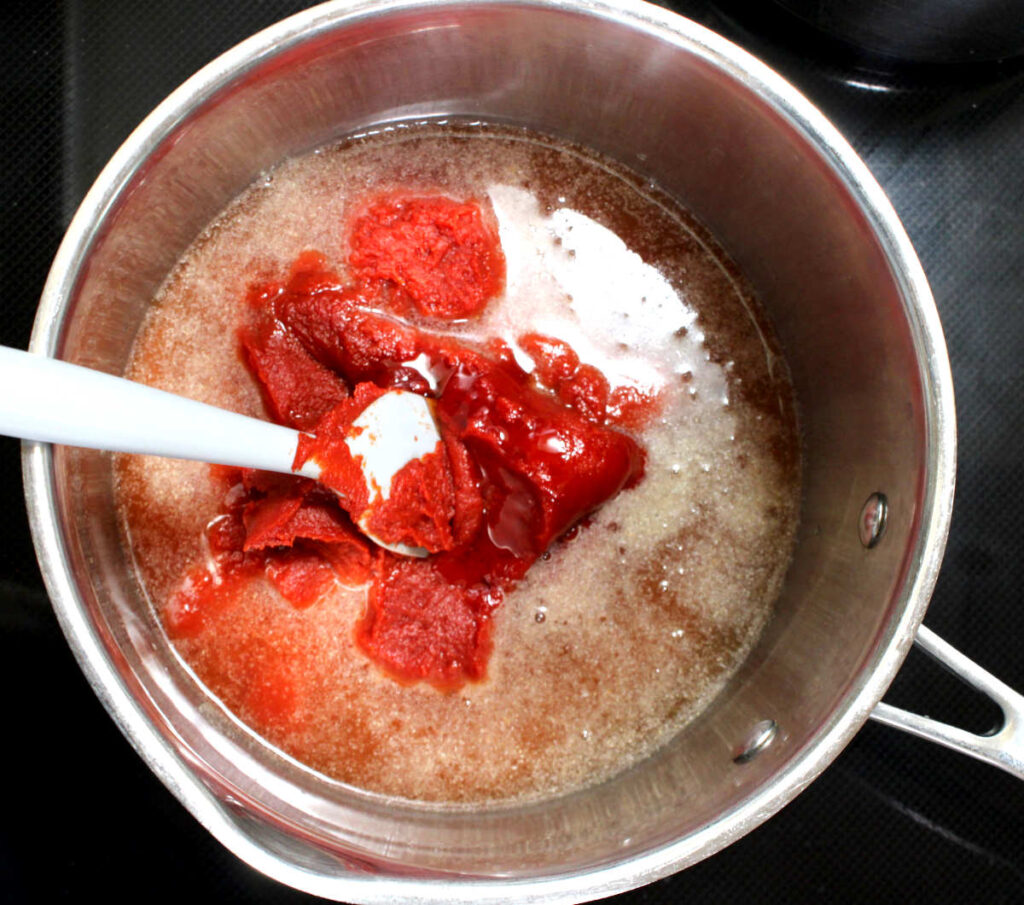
0, 345, 310, 476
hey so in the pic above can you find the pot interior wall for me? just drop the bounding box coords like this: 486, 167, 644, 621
48, 1, 927, 880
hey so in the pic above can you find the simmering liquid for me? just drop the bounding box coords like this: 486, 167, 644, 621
115, 123, 801, 803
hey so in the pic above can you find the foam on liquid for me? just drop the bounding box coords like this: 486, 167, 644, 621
115, 124, 801, 803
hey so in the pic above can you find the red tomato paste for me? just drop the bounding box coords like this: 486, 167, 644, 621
166, 194, 655, 690
347, 194, 505, 319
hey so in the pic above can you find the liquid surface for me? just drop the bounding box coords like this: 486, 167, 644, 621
115, 123, 801, 803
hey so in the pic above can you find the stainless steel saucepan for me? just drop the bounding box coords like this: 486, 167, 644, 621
23, 1, 1024, 902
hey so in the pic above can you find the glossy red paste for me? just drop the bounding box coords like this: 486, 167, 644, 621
166, 194, 656, 690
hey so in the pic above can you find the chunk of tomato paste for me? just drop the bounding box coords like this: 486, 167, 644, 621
347, 195, 505, 319
165, 469, 372, 637
240, 316, 349, 431
435, 355, 644, 558
519, 332, 660, 429
357, 557, 494, 688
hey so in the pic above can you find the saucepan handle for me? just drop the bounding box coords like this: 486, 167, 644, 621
870, 625, 1024, 780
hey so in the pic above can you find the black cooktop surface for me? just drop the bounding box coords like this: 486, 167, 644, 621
2, 1, 1022, 902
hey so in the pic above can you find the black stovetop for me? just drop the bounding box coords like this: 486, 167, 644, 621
2, 1, 1022, 901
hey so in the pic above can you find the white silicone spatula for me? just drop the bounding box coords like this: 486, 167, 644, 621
0, 345, 439, 556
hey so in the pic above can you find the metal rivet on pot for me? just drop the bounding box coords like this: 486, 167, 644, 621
734, 719, 778, 764
859, 492, 888, 549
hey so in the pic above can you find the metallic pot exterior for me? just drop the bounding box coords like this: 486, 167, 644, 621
23, 1, 956, 901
